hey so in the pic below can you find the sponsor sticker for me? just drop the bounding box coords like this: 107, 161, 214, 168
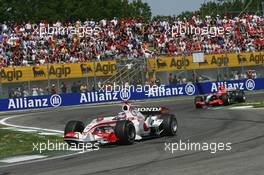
119, 88, 131, 101
50, 94, 62, 107
185, 83, 196, 95
245, 79, 255, 91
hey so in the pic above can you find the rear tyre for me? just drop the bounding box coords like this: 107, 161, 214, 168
221, 95, 230, 106
64, 120, 85, 146
115, 120, 136, 145
237, 91, 246, 103
160, 114, 178, 136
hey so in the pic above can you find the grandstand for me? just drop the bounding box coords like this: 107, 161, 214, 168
0, 14, 263, 67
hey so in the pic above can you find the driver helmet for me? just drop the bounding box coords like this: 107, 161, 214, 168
218, 85, 225, 91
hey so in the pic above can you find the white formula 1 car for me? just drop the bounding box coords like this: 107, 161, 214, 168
64, 104, 178, 145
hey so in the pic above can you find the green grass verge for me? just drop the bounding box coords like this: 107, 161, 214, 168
230, 101, 264, 108
0, 126, 69, 160
252, 101, 264, 108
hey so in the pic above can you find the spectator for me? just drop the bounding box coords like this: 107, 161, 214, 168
50, 84, 56, 94
168, 73, 173, 85
23, 89, 30, 97
14, 88, 22, 97
39, 87, 45, 95
252, 70, 257, 78
8, 89, 15, 98
172, 75, 178, 84
155, 78, 161, 86
182, 77, 187, 84
97, 81, 102, 90
234, 72, 239, 80
61, 82, 67, 93
80, 83, 87, 92
247, 70, 253, 79
32, 87, 39, 96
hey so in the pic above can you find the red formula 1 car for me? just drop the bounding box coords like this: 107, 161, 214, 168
194, 88, 246, 109
64, 104, 178, 146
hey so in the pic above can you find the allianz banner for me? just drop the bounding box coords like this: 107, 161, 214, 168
0, 61, 116, 83
147, 52, 264, 72
0, 78, 263, 111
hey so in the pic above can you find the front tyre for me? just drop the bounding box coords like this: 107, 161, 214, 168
64, 120, 85, 133
115, 120, 136, 145
64, 120, 85, 146
237, 91, 246, 103
161, 114, 178, 136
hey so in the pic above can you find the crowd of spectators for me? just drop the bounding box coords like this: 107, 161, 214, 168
166, 68, 259, 85
7, 80, 96, 98
230, 69, 258, 80
0, 14, 263, 67
8, 85, 51, 98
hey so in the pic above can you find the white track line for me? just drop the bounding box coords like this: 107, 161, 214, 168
0, 114, 63, 133
0, 155, 47, 163
229, 106, 253, 109
0, 149, 93, 168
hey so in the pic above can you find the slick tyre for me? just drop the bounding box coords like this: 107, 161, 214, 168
65, 120, 85, 133
115, 120, 136, 145
64, 120, 85, 146
237, 91, 246, 103
160, 114, 178, 136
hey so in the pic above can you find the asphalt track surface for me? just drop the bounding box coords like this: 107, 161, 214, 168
1, 93, 264, 175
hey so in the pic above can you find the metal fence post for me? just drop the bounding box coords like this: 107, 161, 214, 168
47, 63, 50, 94
241, 59, 245, 79
93, 61, 97, 90
183, 54, 188, 83
0, 79, 2, 98
57, 78, 60, 94
86, 75, 89, 90
141, 63, 145, 85
28, 80, 31, 96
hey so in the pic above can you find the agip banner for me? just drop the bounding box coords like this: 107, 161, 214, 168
0, 61, 116, 83
147, 52, 264, 72
0, 78, 263, 111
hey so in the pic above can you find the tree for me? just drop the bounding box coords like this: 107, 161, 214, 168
176, 0, 263, 19
0, 0, 152, 22
128, 0, 151, 21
